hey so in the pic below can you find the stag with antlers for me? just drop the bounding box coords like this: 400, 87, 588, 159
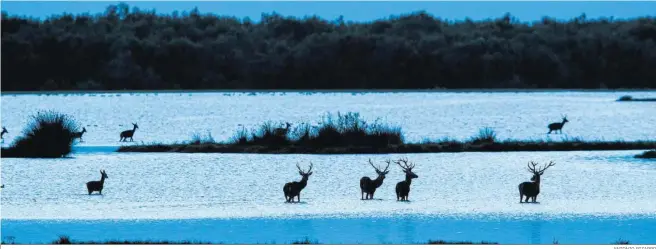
518, 161, 555, 203
360, 159, 391, 200
283, 162, 314, 203
394, 157, 418, 201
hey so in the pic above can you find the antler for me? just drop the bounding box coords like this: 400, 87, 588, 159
368, 158, 381, 173
307, 162, 313, 174
394, 157, 415, 170
538, 161, 555, 174
296, 162, 303, 174
526, 161, 539, 174
382, 159, 391, 173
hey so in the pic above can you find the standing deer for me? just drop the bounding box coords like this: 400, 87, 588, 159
274, 122, 292, 137
518, 161, 555, 203
1, 127, 7, 140
283, 162, 313, 203
86, 170, 109, 195
360, 159, 391, 200
120, 123, 138, 142
72, 127, 87, 142
547, 115, 569, 134
394, 158, 418, 201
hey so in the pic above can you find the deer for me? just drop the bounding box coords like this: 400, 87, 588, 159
274, 122, 292, 137
120, 123, 138, 142
394, 157, 418, 201
547, 115, 569, 134
360, 159, 391, 200
71, 127, 87, 142
518, 161, 555, 203
86, 170, 109, 195
283, 162, 313, 203
1, 127, 7, 140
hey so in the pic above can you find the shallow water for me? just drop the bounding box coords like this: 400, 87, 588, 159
2, 91, 655, 146
1, 91, 655, 244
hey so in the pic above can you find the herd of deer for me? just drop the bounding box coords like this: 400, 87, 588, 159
0, 123, 139, 143
0, 115, 570, 144
85, 158, 555, 204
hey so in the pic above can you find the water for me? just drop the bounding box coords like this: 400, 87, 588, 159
1, 91, 656, 244
1, 91, 655, 145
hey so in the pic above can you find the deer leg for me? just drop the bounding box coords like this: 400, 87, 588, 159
524, 196, 529, 203
519, 194, 523, 203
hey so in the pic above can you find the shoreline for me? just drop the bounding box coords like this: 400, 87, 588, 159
2, 88, 656, 95
115, 140, 656, 154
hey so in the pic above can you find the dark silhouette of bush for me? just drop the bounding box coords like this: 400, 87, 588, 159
229, 112, 403, 148
635, 150, 656, 158
1, 111, 79, 158
427, 239, 498, 244
2, 4, 656, 91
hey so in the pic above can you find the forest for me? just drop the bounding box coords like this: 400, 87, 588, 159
2, 3, 656, 91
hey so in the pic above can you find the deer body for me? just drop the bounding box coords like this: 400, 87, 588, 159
1, 127, 7, 140
283, 163, 313, 203
518, 161, 555, 203
120, 123, 138, 142
86, 170, 108, 195
360, 159, 390, 200
394, 158, 419, 201
72, 127, 87, 142
548, 116, 568, 134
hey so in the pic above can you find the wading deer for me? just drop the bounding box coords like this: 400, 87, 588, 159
120, 123, 138, 142
360, 159, 391, 200
1, 127, 7, 140
394, 158, 418, 201
283, 162, 313, 203
518, 161, 555, 203
274, 122, 292, 137
72, 127, 87, 142
86, 170, 108, 195
547, 115, 569, 134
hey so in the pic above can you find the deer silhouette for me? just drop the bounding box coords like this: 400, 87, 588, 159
360, 158, 391, 200
1, 127, 7, 140
120, 123, 138, 142
547, 115, 569, 134
518, 161, 555, 203
72, 127, 87, 142
274, 122, 292, 137
394, 157, 418, 201
86, 170, 108, 195
283, 162, 313, 203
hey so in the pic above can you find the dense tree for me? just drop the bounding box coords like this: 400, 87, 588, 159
2, 5, 656, 90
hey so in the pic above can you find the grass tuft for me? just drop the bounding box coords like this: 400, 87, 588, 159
427, 239, 498, 244
1, 110, 79, 158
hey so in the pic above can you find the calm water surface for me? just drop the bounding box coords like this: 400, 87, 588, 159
1, 91, 655, 244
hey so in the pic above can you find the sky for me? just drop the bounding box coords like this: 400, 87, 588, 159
1, 1, 655, 22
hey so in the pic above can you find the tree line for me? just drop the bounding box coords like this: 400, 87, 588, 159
2, 3, 656, 91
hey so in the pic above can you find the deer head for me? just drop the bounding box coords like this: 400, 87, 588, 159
296, 162, 313, 179
82, 127, 87, 133
561, 115, 569, 124
2, 127, 7, 133
100, 170, 108, 179
527, 161, 555, 181
368, 158, 391, 178
394, 157, 418, 179
132, 123, 139, 129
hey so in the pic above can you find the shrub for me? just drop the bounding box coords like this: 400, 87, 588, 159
470, 127, 497, 144
190, 131, 215, 145
617, 95, 633, 101
635, 150, 656, 159
3, 111, 79, 158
